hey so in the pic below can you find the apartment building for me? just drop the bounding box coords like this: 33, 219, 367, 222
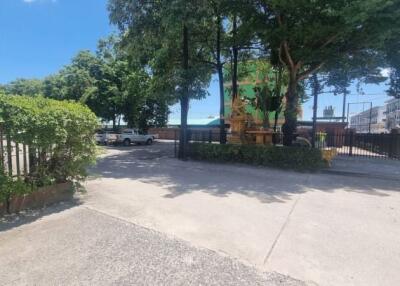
350, 106, 386, 133
385, 98, 400, 131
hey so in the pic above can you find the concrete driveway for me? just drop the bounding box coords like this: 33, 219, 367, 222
0, 204, 302, 286
1, 142, 399, 285
84, 142, 400, 286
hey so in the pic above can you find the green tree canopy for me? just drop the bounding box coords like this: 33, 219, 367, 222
246, 0, 400, 144
109, 0, 213, 157
4, 37, 171, 131
385, 31, 400, 99
2, 78, 44, 96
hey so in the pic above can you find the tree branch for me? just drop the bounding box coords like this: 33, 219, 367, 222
298, 62, 325, 81
193, 58, 218, 67
320, 33, 339, 49
278, 44, 286, 66
282, 41, 295, 70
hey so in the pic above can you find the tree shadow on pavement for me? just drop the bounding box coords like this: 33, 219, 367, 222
0, 199, 81, 232
88, 143, 399, 205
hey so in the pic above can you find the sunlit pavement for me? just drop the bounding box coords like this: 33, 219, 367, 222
1, 142, 399, 285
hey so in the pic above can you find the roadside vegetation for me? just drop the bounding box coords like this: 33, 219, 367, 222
0, 94, 98, 211
0, 0, 399, 163
0, 37, 173, 132
108, 0, 400, 156
189, 143, 327, 171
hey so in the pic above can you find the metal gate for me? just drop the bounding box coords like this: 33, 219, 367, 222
317, 132, 400, 160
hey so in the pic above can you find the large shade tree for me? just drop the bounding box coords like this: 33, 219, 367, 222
385, 30, 400, 99
247, 0, 400, 145
109, 0, 212, 158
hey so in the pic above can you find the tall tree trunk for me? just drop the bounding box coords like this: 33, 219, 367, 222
179, 96, 189, 159
231, 14, 238, 100
263, 111, 270, 129
282, 71, 298, 146
112, 117, 116, 130
217, 64, 226, 144
179, 24, 189, 159
216, 15, 226, 144
311, 73, 320, 148
273, 67, 283, 133
273, 107, 280, 132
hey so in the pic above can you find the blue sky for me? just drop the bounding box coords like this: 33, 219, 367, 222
0, 0, 393, 122
169, 75, 392, 122
0, 0, 112, 83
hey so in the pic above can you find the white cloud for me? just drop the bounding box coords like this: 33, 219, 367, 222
22, 0, 57, 4
381, 68, 391, 78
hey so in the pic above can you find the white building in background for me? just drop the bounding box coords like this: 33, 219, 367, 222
385, 98, 400, 131
350, 106, 386, 133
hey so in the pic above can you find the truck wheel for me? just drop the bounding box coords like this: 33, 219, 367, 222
146, 138, 153, 145
123, 139, 131, 146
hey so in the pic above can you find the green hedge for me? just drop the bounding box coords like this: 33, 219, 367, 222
188, 143, 327, 170
0, 168, 31, 205
0, 94, 98, 187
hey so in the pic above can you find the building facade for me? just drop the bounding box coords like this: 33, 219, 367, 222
350, 106, 386, 133
385, 98, 400, 131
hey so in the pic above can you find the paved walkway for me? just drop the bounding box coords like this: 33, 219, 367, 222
327, 156, 400, 181
1, 142, 400, 285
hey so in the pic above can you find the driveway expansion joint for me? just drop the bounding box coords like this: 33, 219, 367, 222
263, 196, 300, 265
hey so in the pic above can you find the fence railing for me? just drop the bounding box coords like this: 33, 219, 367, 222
317, 132, 400, 159
174, 129, 400, 160
0, 125, 37, 178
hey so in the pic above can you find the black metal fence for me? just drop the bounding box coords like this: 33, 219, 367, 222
174, 129, 400, 160
316, 132, 400, 159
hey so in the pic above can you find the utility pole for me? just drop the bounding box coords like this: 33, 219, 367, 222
368, 102, 373, 134
311, 74, 320, 148
342, 89, 348, 123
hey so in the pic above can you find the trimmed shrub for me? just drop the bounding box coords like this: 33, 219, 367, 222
0, 94, 98, 186
188, 143, 327, 171
0, 168, 32, 213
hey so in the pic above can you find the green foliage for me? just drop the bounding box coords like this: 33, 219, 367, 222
0, 168, 32, 205
188, 143, 327, 171
385, 31, 400, 99
244, 0, 400, 143
3, 37, 172, 131
2, 78, 44, 96
0, 94, 98, 185
109, 0, 212, 102
240, 61, 287, 127
109, 0, 215, 158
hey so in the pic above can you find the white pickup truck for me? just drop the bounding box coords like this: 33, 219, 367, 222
95, 130, 118, 145
116, 129, 158, 146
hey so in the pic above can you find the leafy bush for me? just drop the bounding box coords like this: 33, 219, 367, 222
0, 94, 98, 185
188, 143, 327, 170
0, 168, 32, 211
